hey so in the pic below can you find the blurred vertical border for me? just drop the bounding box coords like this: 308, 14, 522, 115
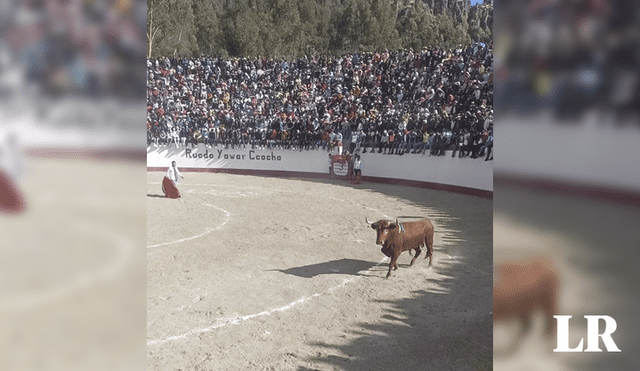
1, 0, 146, 370
494, 0, 640, 370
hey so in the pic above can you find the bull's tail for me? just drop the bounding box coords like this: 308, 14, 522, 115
424, 235, 429, 260
543, 271, 560, 337
425, 231, 434, 266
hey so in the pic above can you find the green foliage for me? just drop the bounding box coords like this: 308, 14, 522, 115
370, 0, 400, 50
148, 0, 199, 58
396, 0, 438, 51
192, 0, 223, 56
148, 0, 492, 58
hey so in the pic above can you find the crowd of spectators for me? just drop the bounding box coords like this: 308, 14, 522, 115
147, 43, 493, 160
2, 0, 146, 99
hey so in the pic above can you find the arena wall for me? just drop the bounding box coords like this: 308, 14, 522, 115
147, 145, 493, 198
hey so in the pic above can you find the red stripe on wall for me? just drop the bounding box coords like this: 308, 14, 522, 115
494, 173, 640, 207
27, 148, 145, 162
149, 167, 493, 199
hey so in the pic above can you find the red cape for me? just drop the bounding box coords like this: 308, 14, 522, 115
0, 170, 26, 213
162, 176, 181, 199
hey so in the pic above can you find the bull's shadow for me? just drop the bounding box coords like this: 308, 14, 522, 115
270, 258, 380, 278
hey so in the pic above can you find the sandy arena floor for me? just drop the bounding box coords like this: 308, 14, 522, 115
147, 172, 492, 371
0, 157, 146, 371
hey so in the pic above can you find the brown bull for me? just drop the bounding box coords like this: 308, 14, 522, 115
366, 217, 434, 278
493, 256, 559, 337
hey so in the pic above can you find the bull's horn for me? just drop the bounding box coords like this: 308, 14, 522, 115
365, 217, 373, 225
396, 218, 399, 226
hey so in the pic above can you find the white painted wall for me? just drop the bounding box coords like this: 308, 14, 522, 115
499, 116, 640, 192
360, 151, 493, 191
147, 144, 493, 192
147, 145, 330, 173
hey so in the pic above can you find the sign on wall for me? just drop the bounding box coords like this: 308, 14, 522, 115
331, 154, 351, 178
184, 148, 283, 162
147, 145, 492, 192
148, 145, 330, 175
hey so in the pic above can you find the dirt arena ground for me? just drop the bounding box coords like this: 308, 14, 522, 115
147, 172, 492, 371
0, 157, 146, 370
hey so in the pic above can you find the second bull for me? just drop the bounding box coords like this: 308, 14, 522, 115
366, 217, 434, 278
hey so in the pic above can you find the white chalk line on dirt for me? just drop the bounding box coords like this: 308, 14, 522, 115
147, 202, 230, 249
148, 182, 319, 249
148, 186, 419, 346
150, 181, 260, 189
1, 220, 135, 312
147, 256, 389, 347
329, 196, 391, 219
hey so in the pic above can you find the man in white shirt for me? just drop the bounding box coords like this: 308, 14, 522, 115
162, 161, 184, 198
353, 155, 362, 176
335, 131, 343, 155
350, 130, 359, 153
0, 132, 26, 213
352, 154, 362, 184
166, 161, 183, 184
0, 132, 22, 181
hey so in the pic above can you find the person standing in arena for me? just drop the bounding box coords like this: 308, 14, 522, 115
0, 132, 23, 181
167, 161, 183, 184
352, 154, 363, 184
0, 132, 26, 213
162, 161, 183, 199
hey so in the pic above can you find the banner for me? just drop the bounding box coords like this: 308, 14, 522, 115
331, 154, 351, 178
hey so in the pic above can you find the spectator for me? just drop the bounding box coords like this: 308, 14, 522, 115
349, 129, 359, 154
380, 130, 389, 154
482, 131, 493, 161
146, 45, 493, 162
352, 154, 363, 184
451, 130, 465, 158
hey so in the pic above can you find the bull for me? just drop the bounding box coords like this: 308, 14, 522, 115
493, 256, 559, 339
366, 217, 434, 278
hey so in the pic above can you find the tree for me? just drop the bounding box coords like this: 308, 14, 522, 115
370, 0, 400, 51
332, 0, 362, 53
396, 0, 439, 50
227, 3, 263, 57
149, 0, 484, 59
297, 0, 325, 56
435, 12, 456, 49
147, 0, 169, 58
273, 0, 303, 58
147, 0, 199, 58
192, 0, 222, 56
